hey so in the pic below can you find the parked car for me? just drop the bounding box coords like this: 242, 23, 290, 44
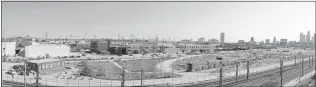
65, 67, 72, 69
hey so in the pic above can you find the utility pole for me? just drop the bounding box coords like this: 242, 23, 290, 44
84, 32, 87, 39
2, 28, 6, 41
45, 29, 48, 40
70, 33, 72, 40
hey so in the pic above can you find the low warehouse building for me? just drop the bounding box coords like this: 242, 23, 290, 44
19, 44, 70, 58
27, 59, 66, 74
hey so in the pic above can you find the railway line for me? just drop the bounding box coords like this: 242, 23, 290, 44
186, 60, 315, 87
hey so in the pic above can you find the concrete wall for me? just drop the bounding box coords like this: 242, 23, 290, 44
25, 44, 70, 58
2, 42, 16, 56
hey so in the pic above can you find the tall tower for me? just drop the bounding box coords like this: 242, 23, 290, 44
273, 36, 276, 44
312, 34, 315, 43
300, 33, 305, 43
250, 37, 254, 42
220, 32, 225, 43
45, 29, 48, 40
306, 31, 310, 42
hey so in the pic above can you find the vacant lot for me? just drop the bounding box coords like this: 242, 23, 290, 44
80, 59, 181, 80
171, 53, 304, 72
115, 58, 176, 72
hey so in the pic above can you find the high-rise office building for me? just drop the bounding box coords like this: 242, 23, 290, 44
273, 36, 277, 44
300, 33, 305, 43
250, 37, 254, 42
313, 33, 315, 43
220, 33, 225, 43
306, 31, 310, 42
266, 39, 270, 44
280, 39, 288, 43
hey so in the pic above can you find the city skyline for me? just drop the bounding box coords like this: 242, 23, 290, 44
2, 2, 315, 42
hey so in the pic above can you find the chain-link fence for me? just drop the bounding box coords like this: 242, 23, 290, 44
2, 52, 316, 87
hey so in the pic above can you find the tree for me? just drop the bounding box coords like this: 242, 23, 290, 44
45, 53, 51, 58
80, 60, 94, 76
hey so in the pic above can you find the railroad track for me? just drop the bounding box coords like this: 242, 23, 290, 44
185, 60, 315, 87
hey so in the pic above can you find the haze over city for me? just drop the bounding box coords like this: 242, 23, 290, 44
2, 2, 315, 42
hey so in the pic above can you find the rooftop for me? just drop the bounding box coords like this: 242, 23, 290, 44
26, 44, 69, 47
27, 59, 62, 64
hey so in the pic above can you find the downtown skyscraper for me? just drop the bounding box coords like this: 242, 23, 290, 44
220, 32, 225, 43
273, 36, 277, 44
306, 31, 311, 42
300, 32, 305, 43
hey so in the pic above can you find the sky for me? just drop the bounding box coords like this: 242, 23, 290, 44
2, 2, 315, 42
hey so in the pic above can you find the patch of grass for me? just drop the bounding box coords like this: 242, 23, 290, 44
80, 60, 181, 80
116, 58, 174, 72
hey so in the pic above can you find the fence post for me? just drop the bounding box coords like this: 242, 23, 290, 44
246, 61, 249, 79
36, 69, 39, 87
280, 59, 283, 87
172, 67, 174, 86
67, 78, 68, 87
309, 56, 311, 67
295, 55, 297, 67
219, 61, 223, 87
141, 67, 143, 87
24, 61, 27, 87
302, 57, 304, 77
121, 67, 125, 87
236, 64, 238, 82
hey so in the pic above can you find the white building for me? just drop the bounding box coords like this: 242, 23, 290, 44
2, 42, 16, 56
176, 43, 218, 53
18, 44, 70, 58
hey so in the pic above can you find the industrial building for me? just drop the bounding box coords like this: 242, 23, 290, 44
2, 42, 16, 56
27, 59, 66, 74
90, 40, 109, 53
18, 44, 70, 58
164, 48, 181, 54
176, 43, 218, 53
